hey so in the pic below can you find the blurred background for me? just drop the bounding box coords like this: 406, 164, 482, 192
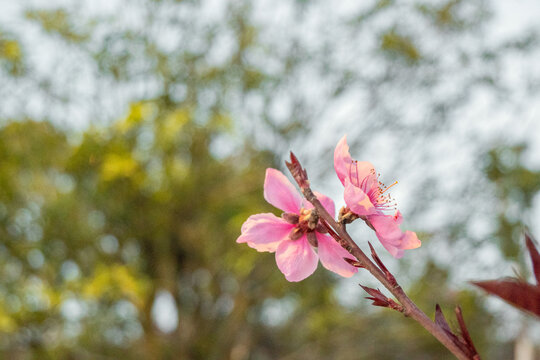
0, 0, 539, 359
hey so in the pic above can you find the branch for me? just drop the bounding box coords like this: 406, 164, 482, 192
286, 152, 477, 360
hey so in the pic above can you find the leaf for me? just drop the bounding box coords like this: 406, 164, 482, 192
368, 241, 396, 286
285, 152, 309, 190
100, 153, 138, 181
435, 305, 480, 359
360, 285, 390, 307
455, 306, 479, 359
472, 279, 540, 318
434, 304, 454, 336
359, 285, 403, 312
380, 31, 421, 63
343, 258, 364, 268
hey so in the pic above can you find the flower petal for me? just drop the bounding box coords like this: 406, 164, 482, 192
334, 136, 377, 191
378, 242, 404, 259
344, 178, 376, 216
303, 191, 336, 217
237, 213, 294, 252
393, 210, 403, 225
334, 135, 352, 185
317, 233, 357, 278
241, 213, 268, 233
401, 231, 421, 250
369, 213, 402, 244
275, 237, 318, 282
349, 161, 377, 190
369, 214, 420, 258
264, 168, 303, 213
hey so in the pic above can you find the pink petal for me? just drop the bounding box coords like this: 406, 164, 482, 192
275, 237, 318, 282
237, 213, 294, 252
241, 213, 268, 233
317, 233, 357, 278
349, 161, 377, 190
401, 231, 421, 250
334, 135, 352, 185
368, 214, 402, 244
334, 136, 378, 192
344, 178, 376, 216
264, 168, 303, 213
393, 210, 403, 225
378, 242, 404, 259
303, 191, 336, 217
369, 214, 420, 258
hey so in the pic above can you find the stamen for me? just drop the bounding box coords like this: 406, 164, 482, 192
373, 178, 399, 213
348, 161, 400, 214
380, 180, 398, 194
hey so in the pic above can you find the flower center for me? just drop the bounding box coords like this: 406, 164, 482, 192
349, 161, 398, 212
298, 208, 318, 231
282, 208, 320, 243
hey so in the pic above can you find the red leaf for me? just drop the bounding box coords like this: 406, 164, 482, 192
434, 304, 454, 336
525, 232, 540, 285
455, 306, 479, 358
359, 285, 403, 312
472, 279, 540, 318
359, 285, 388, 305
285, 152, 309, 190
368, 242, 397, 286
435, 305, 480, 359
343, 258, 364, 268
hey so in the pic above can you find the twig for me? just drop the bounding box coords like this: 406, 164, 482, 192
286, 152, 476, 360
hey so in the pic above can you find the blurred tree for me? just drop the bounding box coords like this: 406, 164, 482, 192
484, 144, 540, 262
0, 108, 500, 359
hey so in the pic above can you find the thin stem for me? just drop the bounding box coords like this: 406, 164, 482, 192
286, 156, 473, 360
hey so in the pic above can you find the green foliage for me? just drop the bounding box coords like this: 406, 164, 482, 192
380, 30, 422, 63
0, 107, 274, 358
25, 9, 90, 43
0, 30, 24, 76
0, 107, 506, 359
484, 145, 540, 261
417, 0, 470, 30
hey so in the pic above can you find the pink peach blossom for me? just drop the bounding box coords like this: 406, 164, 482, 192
237, 168, 357, 282
334, 135, 421, 258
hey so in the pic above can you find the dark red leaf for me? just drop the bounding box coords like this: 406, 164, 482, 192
455, 306, 479, 358
434, 304, 454, 335
472, 279, 540, 318
525, 232, 540, 285
368, 242, 397, 286
359, 285, 387, 302
343, 258, 364, 268
435, 305, 477, 358
360, 285, 390, 307
285, 152, 309, 190
359, 285, 403, 312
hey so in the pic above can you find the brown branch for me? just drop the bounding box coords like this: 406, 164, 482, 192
286, 152, 476, 360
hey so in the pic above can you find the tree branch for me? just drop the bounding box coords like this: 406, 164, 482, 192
286, 152, 477, 360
